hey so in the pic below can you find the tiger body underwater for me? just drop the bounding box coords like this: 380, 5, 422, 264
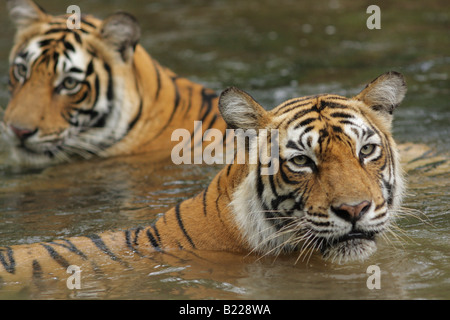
0, 72, 408, 285
0, 0, 225, 166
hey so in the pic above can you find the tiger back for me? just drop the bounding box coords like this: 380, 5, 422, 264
1, 0, 226, 166
1, 72, 412, 288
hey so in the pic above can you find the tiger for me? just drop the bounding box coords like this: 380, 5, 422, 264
0, 0, 226, 167
0, 71, 407, 287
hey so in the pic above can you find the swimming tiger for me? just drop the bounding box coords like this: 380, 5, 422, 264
0, 71, 407, 286
0, 0, 226, 167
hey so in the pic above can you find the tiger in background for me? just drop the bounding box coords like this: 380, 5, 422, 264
0, 72, 410, 287
0, 0, 226, 167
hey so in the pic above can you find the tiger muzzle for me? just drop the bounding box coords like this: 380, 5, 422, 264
331, 200, 371, 223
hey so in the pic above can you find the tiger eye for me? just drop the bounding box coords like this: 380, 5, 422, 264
62, 77, 80, 90
14, 63, 27, 78
360, 144, 375, 156
292, 155, 309, 166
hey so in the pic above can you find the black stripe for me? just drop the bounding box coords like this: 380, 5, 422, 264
73, 107, 96, 117
375, 200, 386, 211
309, 211, 328, 219
69, 67, 83, 73
294, 117, 316, 130
371, 152, 383, 163
146, 229, 162, 251
306, 136, 313, 148
200, 88, 217, 121
92, 75, 100, 107
125, 227, 147, 257
183, 87, 193, 116
103, 62, 114, 101
63, 50, 71, 60
215, 174, 223, 221
339, 120, 357, 126
73, 90, 89, 104
151, 225, 162, 245
324, 95, 349, 101
286, 140, 300, 151
331, 125, 343, 133
175, 204, 196, 249
47, 240, 88, 260
268, 170, 279, 199
52, 52, 60, 74
172, 76, 181, 111
40, 243, 71, 269
125, 230, 135, 252
306, 219, 330, 227
286, 105, 320, 126
351, 127, 360, 138
256, 161, 265, 201
149, 76, 182, 141
78, 28, 90, 34
301, 125, 315, 136
80, 18, 96, 29
152, 61, 162, 100
318, 128, 329, 146
383, 180, 394, 206
127, 99, 143, 132
0, 246, 15, 274
275, 98, 314, 115
63, 41, 75, 52
73, 31, 82, 44
226, 164, 232, 176
44, 28, 68, 34
202, 184, 209, 217
17, 50, 29, 59
270, 193, 292, 211
38, 39, 53, 48
330, 112, 354, 119
32, 260, 43, 280
86, 234, 129, 267
319, 100, 351, 110
363, 128, 376, 139
279, 161, 298, 185
133, 226, 144, 246
373, 210, 387, 221
85, 60, 94, 77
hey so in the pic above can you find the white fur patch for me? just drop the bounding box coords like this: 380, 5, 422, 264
230, 170, 295, 254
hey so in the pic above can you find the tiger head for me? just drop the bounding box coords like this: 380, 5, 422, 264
219, 72, 407, 263
1, 0, 142, 166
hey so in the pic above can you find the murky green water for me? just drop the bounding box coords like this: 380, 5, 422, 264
0, 0, 448, 300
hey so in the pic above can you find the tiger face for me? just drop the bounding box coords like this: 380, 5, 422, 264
1, 0, 142, 166
220, 72, 406, 263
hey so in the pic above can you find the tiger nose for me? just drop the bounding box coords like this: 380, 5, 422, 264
10, 125, 37, 141
332, 201, 371, 222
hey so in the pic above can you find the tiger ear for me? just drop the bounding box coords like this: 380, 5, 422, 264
219, 87, 269, 130
7, 0, 48, 29
353, 71, 407, 121
99, 12, 141, 62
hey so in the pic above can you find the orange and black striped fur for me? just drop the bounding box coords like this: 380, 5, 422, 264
1, 0, 225, 166
0, 72, 407, 285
